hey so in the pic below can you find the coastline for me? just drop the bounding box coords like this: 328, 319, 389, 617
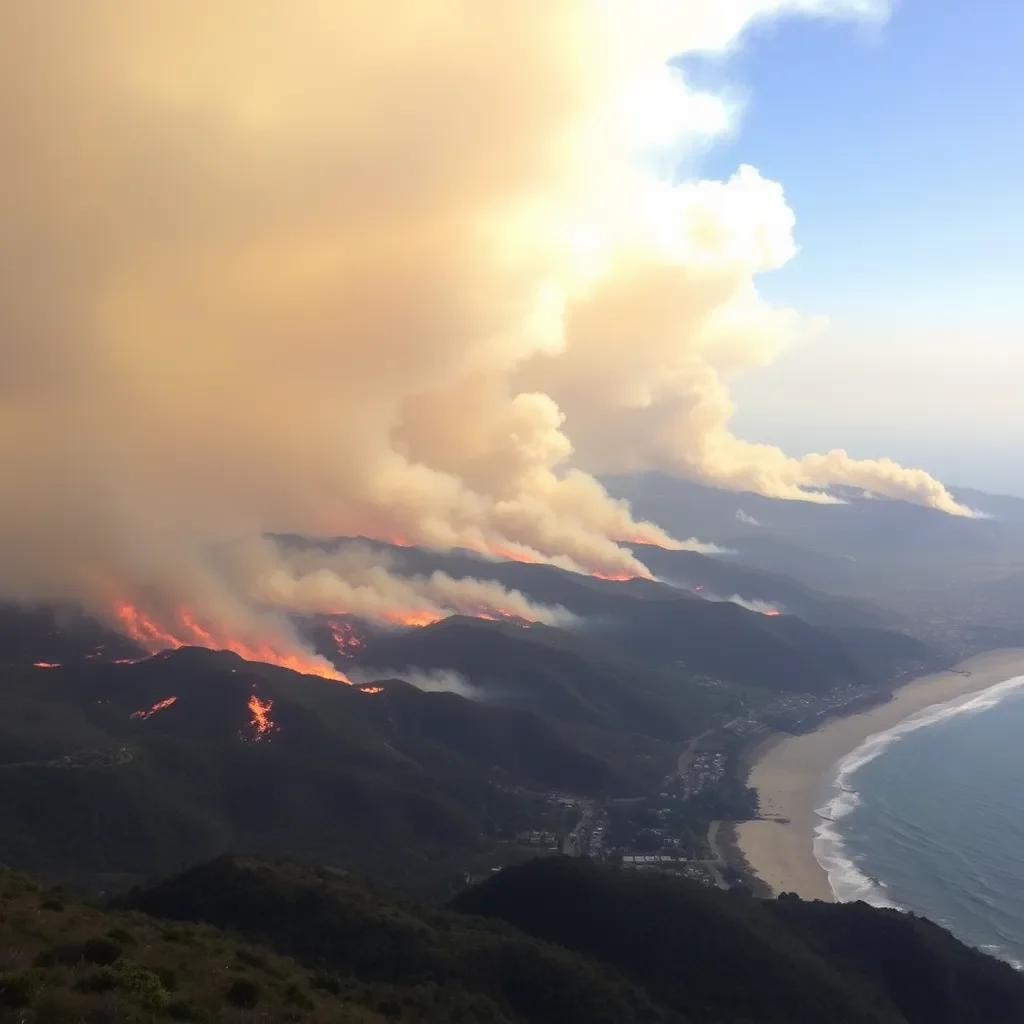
734, 648, 1024, 902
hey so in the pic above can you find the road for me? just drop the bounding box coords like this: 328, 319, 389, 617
563, 800, 593, 856
704, 819, 729, 889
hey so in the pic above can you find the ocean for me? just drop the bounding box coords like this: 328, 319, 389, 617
814, 675, 1024, 968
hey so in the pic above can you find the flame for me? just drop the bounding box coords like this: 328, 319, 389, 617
359, 685, 384, 694
32, 661, 61, 669
130, 695, 177, 720
112, 600, 350, 683
591, 569, 644, 582
380, 608, 446, 628
761, 608, 781, 616
246, 693, 277, 741
327, 618, 365, 656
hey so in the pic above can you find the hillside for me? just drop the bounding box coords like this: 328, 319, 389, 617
352, 616, 725, 736
0, 866, 386, 1023
309, 540, 941, 692
0, 644, 695, 892
452, 857, 1024, 1024
120, 857, 667, 1024
119, 856, 1024, 1024
630, 543, 899, 629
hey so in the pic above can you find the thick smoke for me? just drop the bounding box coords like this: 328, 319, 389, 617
0, 1, 969, 665
238, 541, 573, 627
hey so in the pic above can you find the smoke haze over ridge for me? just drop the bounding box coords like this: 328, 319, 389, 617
0, 1, 970, 666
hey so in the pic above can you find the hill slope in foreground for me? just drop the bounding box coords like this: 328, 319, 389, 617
0, 854, 1012, 1024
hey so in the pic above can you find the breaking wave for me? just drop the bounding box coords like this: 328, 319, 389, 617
813, 674, 1024, 912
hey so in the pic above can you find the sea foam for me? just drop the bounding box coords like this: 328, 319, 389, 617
813, 674, 1024, 909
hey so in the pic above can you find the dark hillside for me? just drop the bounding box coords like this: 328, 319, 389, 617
120, 857, 670, 1024
452, 857, 1024, 1024
0, 648, 655, 891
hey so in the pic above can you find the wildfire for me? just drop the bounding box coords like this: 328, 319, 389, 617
380, 533, 648, 583
130, 695, 177, 720
327, 618, 365, 656
591, 569, 644, 582
381, 608, 445, 628
761, 608, 781, 617
32, 661, 61, 669
246, 693, 277, 741
112, 600, 351, 683
359, 685, 384, 694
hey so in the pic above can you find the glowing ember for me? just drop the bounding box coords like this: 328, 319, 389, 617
130, 696, 177, 720
761, 608, 781, 616
32, 661, 61, 669
246, 693, 277, 741
327, 619, 365, 656
359, 685, 384, 694
112, 600, 350, 683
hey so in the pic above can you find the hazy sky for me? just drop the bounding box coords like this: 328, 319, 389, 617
686, 2, 1024, 495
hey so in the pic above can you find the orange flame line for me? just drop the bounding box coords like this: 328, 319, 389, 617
111, 600, 351, 683
130, 695, 178, 720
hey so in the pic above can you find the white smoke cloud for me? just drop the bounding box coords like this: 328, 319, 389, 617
0, 0, 970, 669
350, 666, 482, 700
238, 540, 574, 627
735, 509, 760, 526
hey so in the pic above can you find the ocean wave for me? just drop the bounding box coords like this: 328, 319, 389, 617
813, 674, 1024, 908
980, 945, 1024, 971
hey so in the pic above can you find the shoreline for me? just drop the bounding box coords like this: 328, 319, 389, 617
733, 648, 1024, 903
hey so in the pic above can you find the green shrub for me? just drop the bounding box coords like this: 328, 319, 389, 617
76, 962, 170, 1009
224, 978, 261, 1008
111, 962, 170, 1009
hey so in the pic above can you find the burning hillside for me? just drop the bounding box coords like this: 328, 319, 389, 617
0, 2, 971, 669
244, 694, 278, 743
131, 696, 178, 721
113, 599, 348, 682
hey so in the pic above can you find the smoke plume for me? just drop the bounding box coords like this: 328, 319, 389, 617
350, 667, 482, 701
239, 540, 573, 627
0, 1, 969, 666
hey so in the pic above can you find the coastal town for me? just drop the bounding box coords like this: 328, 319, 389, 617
465, 666, 948, 894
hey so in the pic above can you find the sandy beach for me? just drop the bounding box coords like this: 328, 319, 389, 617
734, 648, 1024, 902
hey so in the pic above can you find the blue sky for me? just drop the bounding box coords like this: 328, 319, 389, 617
680, 2, 1024, 494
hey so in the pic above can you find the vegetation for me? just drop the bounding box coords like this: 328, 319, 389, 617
0, 866, 384, 1023
2, 838, 1023, 1022
452, 857, 1024, 1023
